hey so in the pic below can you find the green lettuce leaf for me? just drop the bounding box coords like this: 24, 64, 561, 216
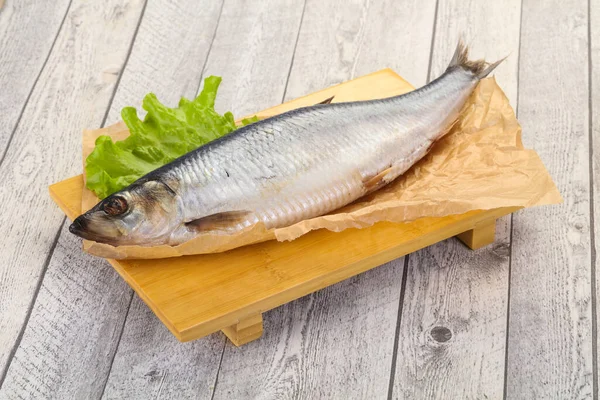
85, 76, 258, 199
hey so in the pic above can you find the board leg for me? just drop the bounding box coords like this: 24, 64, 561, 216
457, 219, 497, 250
221, 313, 263, 346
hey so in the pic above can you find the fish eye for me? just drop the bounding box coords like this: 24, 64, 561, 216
103, 196, 128, 216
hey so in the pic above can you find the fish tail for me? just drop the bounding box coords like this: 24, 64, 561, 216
448, 39, 507, 79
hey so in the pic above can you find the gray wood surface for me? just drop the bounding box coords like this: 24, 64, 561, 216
212, 1, 435, 398
104, 0, 223, 125
0, 0, 145, 382
593, 0, 600, 395
202, 0, 306, 117
284, 0, 436, 97
0, 0, 71, 157
0, 0, 597, 398
391, 2, 521, 399
102, 297, 224, 400
506, 0, 594, 398
0, 227, 132, 399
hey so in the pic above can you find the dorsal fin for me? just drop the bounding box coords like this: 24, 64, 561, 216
317, 96, 335, 105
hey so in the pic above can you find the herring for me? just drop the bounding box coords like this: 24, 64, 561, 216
69, 41, 504, 246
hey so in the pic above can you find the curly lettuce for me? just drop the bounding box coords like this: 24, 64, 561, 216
85, 76, 258, 199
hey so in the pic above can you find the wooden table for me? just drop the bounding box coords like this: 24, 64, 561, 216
0, 0, 596, 399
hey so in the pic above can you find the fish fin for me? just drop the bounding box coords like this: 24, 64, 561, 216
317, 96, 335, 105
448, 38, 507, 79
363, 167, 394, 192
186, 210, 253, 231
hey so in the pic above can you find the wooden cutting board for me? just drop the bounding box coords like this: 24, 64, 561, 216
49, 69, 518, 346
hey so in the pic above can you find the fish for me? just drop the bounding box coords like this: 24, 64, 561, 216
69, 41, 504, 246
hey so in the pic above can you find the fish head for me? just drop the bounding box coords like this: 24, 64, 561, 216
69, 179, 182, 245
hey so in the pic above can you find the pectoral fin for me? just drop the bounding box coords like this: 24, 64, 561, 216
186, 210, 253, 231
363, 167, 394, 192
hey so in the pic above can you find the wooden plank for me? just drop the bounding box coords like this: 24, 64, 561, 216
0, 0, 71, 157
424, 0, 521, 106
102, 0, 222, 125
394, 222, 512, 400
284, 0, 436, 98
0, 0, 146, 380
100, 0, 305, 397
392, 1, 522, 398
212, 0, 437, 398
506, 0, 593, 398
0, 224, 132, 399
202, 0, 307, 117
101, 296, 225, 400
0, 0, 225, 396
593, 0, 600, 396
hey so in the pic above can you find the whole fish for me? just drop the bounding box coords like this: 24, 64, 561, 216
69, 41, 504, 246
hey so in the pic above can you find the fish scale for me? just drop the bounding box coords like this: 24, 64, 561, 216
167, 76, 478, 235
176, 83, 468, 234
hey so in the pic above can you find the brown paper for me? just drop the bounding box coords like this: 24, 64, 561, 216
81, 77, 561, 259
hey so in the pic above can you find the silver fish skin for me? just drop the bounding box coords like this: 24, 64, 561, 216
69, 41, 504, 246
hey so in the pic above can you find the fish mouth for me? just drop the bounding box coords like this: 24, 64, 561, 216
68, 216, 115, 243
68, 216, 89, 237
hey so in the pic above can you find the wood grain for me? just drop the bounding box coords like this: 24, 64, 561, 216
284, 0, 436, 99
593, 0, 600, 396
0, 224, 132, 399
0, 0, 71, 156
212, 1, 436, 397
394, 221, 512, 400
392, 1, 521, 398
101, 297, 224, 400
425, 0, 521, 106
102, 0, 222, 125
0, 0, 226, 397
506, 0, 593, 398
101, 0, 305, 397
202, 0, 306, 117
0, 0, 145, 380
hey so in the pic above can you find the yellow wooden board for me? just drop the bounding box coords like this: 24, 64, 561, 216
49, 69, 519, 345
